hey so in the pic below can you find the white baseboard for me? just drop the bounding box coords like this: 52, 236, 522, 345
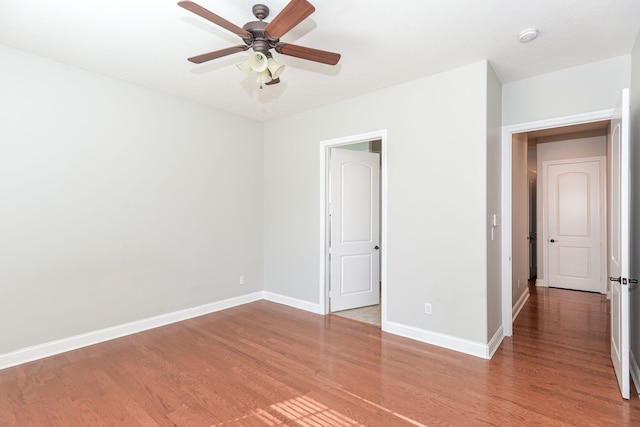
487, 325, 505, 358
631, 351, 640, 397
535, 278, 546, 287
512, 287, 530, 322
262, 292, 323, 314
1, 291, 503, 370
0, 292, 263, 370
385, 321, 496, 359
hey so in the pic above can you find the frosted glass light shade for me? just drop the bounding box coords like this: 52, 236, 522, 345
255, 70, 273, 85
249, 52, 268, 72
236, 59, 253, 76
267, 58, 285, 79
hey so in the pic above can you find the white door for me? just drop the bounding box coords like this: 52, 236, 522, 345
546, 159, 603, 292
329, 148, 380, 312
609, 88, 631, 399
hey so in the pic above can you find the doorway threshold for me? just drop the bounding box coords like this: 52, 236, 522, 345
332, 305, 381, 326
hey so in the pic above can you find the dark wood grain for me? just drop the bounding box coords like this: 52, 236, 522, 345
264, 0, 315, 39
274, 43, 341, 65
177, 1, 250, 38
1, 284, 638, 426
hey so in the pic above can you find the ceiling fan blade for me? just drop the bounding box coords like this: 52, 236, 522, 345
275, 43, 340, 65
178, 1, 251, 38
188, 45, 249, 64
264, 0, 315, 39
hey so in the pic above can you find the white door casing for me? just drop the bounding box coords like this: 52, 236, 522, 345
609, 88, 630, 400
329, 148, 380, 312
544, 158, 604, 293
529, 172, 537, 279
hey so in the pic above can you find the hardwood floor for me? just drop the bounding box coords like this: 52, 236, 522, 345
1, 284, 639, 426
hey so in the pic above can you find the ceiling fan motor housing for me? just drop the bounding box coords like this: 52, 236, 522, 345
242, 20, 279, 54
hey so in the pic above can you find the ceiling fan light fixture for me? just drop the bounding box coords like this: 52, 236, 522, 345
179, 1, 341, 88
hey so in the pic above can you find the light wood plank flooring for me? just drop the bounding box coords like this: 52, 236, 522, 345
1, 284, 639, 426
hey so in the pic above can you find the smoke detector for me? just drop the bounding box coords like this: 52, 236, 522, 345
518, 28, 538, 43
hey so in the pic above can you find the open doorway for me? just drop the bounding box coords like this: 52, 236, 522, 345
512, 120, 609, 305
502, 91, 633, 399
319, 130, 388, 329
501, 110, 614, 337
330, 141, 382, 325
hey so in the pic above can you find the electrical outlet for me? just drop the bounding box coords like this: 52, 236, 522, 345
518, 279, 520, 288
424, 303, 432, 315
239, 275, 245, 285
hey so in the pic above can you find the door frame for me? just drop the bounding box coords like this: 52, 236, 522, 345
528, 170, 537, 279
501, 110, 614, 336
541, 156, 606, 294
319, 130, 388, 329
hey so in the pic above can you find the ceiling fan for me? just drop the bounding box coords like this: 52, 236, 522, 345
178, 0, 341, 87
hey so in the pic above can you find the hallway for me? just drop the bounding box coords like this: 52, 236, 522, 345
492, 283, 638, 422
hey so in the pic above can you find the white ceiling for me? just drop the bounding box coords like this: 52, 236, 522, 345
2, 0, 639, 122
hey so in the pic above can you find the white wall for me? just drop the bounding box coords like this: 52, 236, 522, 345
264, 61, 493, 346
503, 55, 631, 126
511, 134, 529, 305
0, 46, 264, 354
535, 136, 607, 286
